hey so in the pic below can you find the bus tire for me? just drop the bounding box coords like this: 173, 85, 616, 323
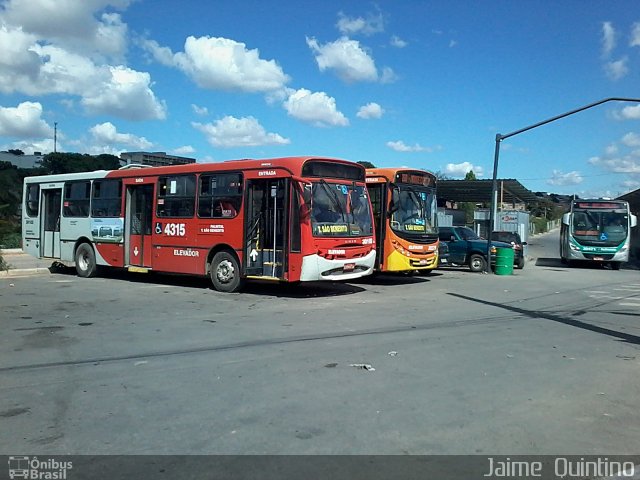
210, 251, 244, 293
468, 254, 486, 273
75, 243, 98, 278
611, 262, 621, 270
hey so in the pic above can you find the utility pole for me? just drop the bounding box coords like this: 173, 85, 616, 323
54, 122, 58, 153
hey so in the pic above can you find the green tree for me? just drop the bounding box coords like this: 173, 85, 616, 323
7, 149, 24, 155
39, 152, 121, 174
357, 160, 376, 169
464, 170, 477, 180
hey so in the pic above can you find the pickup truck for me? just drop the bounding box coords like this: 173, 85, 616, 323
438, 226, 512, 272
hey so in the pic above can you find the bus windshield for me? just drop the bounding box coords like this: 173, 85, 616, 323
390, 185, 437, 235
311, 181, 373, 237
572, 210, 628, 245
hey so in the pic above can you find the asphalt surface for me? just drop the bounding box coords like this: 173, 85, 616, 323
1, 231, 640, 467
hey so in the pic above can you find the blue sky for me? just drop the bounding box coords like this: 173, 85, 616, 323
1, 0, 640, 198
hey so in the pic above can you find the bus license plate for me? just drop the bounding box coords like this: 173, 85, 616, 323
593, 256, 604, 261
419, 259, 428, 265
343, 263, 355, 272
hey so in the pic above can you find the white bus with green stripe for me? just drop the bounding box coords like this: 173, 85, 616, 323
560, 199, 637, 269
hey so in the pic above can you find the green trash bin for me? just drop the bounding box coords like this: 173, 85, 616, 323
494, 247, 514, 275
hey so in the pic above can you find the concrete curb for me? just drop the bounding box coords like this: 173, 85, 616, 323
0, 248, 24, 255
0, 267, 51, 278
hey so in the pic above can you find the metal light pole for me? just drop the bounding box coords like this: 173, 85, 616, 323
485, 97, 640, 273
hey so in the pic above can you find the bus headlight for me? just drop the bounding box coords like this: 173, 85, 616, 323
569, 243, 579, 251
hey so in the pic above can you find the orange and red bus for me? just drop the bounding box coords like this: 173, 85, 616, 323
365, 168, 439, 273
22, 156, 376, 292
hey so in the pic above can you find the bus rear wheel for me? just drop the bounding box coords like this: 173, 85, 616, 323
210, 251, 244, 293
75, 243, 98, 278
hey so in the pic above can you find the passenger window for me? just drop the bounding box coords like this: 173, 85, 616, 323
198, 173, 243, 218
25, 184, 40, 217
63, 181, 91, 217
157, 175, 196, 218
92, 180, 122, 217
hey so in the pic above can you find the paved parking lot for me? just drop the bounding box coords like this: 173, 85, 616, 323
1, 231, 640, 458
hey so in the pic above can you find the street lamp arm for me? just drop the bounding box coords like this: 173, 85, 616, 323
499, 97, 640, 141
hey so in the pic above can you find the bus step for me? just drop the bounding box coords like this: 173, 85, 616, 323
262, 262, 283, 266
128, 266, 150, 273
246, 275, 280, 281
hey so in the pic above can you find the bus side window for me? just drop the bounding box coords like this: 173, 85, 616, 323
198, 173, 243, 218
157, 175, 196, 218
25, 184, 40, 217
92, 179, 122, 217
64, 181, 90, 217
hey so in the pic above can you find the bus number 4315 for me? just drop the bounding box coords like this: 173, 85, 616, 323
163, 223, 186, 237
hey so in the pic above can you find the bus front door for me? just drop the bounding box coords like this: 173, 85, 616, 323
126, 184, 154, 268
244, 179, 289, 279
41, 188, 62, 259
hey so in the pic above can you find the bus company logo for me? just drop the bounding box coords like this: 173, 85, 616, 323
8, 456, 73, 479
258, 170, 276, 176
173, 248, 199, 257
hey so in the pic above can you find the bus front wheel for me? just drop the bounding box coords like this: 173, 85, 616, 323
75, 243, 98, 278
210, 251, 244, 293
611, 262, 622, 270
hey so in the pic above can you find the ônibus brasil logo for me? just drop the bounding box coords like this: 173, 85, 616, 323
8, 456, 72, 479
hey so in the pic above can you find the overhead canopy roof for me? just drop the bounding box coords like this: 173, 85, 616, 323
618, 188, 640, 213
437, 179, 542, 205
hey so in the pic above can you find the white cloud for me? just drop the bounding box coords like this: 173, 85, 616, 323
191, 104, 209, 116
387, 140, 441, 153
602, 21, 616, 57
630, 22, 640, 47
605, 143, 619, 156
616, 104, 640, 120
547, 170, 584, 186
621, 132, 640, 147
143, 36, 290, 93
588, 155, 640, 173
0, 101, 52, 138
306, 36, 378, 83
4, 138, 55, 155
173, 145, 195, 155
192, 116, 290, 148
82, 66, 167, 120
356, 102, 384, 119
336, 11, 384, 36
90, 122, 153, 149
1, 0, 130, 60
390, 35, 407, 48
283, 88, 349, 127
603, 57, 628, 80
0, 23, 166, 121
380, 66, 398, 84
444, 161, 483, 177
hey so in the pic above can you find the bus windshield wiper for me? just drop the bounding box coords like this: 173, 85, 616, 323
319, 179, 345, 219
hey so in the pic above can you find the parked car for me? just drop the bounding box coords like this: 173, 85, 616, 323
438, 240, 449, 267
438, 226, 512, 272
491, 231, 526, 269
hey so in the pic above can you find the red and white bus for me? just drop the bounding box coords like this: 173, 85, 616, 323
22, 156, 376, 292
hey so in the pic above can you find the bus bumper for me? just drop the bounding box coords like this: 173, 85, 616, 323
385, 250, 438, 272
300, 250, 376, 281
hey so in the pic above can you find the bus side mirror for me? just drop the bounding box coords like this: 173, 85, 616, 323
631, 214, 638, 228
562, 213, 570, 226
